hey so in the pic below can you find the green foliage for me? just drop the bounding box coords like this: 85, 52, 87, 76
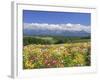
23, 36, 90, 46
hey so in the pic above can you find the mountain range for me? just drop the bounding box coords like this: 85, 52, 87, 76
23, 23, 91, 37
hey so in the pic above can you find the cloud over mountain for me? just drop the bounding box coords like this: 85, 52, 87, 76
23, 23, 91, 36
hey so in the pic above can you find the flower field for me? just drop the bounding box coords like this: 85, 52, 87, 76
23, 42, 90, 69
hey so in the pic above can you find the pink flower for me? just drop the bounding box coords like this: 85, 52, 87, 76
52, 60, 57, 64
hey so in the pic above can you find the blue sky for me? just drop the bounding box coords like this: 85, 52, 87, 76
23, 10, 91, 26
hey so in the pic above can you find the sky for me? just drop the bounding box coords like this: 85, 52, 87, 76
23, 10, 91, 26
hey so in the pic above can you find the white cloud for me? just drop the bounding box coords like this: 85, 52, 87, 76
66, 23, 73, 26
24, 23, 91, 33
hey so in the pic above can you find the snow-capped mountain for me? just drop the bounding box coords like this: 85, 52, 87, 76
23, 23, 91, 37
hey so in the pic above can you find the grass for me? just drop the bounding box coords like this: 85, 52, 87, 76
23, 36, 90, 45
